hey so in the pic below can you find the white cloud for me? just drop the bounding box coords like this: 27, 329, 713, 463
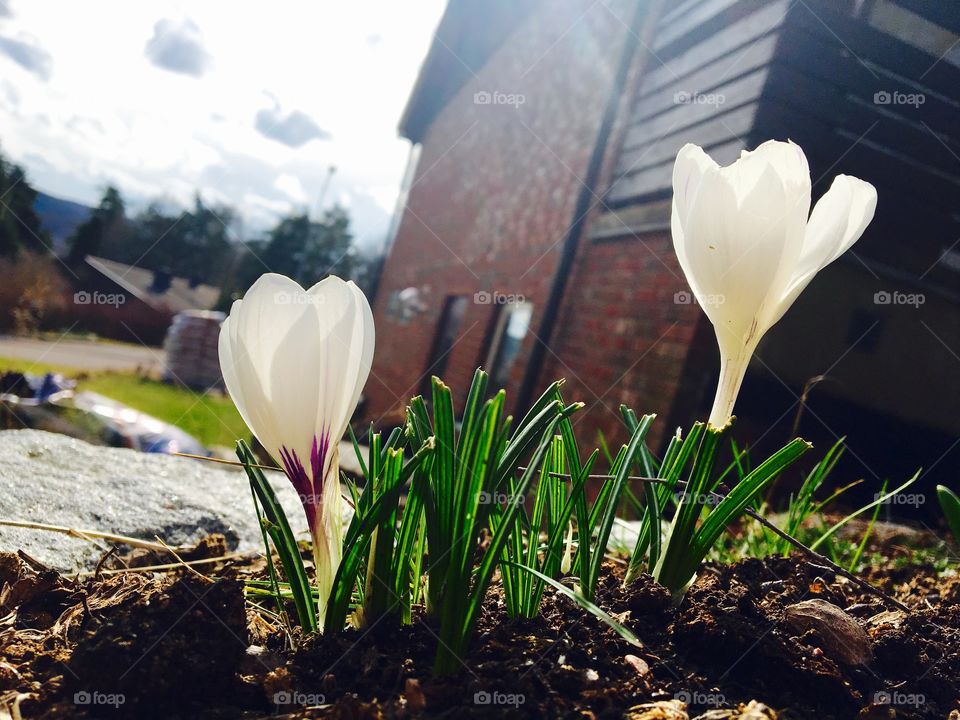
255, 105, 329, 148
0, 0, 446, 250
0, 34, 52, 80
144, 18, 212, 77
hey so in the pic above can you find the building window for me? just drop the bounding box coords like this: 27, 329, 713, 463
421, 295, 469, 393
485, 300, 534, 390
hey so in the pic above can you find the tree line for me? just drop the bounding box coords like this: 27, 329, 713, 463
68, 187, 359, 308
1, 145, 370, 308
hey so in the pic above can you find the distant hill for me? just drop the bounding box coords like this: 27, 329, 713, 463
33, 192, 92, 252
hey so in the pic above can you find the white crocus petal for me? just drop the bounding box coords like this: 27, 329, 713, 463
770, 175, 877, 326
218, 272, 375, 628
670, 141, 876, 429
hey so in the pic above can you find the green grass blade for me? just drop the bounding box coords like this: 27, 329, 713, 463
325, 439, 434, 632
249, 481, 288, 628
455, 417, 561, 655
619, 405, 661, 479
348, 424, 369, 481
587, 414, 655, 600
503, 562, 640, 648
692, 438, 811, 571
811, 470, 921, 551
848, 479, 885, 572
937, 485, 960, 544
237, 439, 317, 632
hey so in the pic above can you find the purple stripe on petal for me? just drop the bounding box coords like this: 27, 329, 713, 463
278, 446, 311, 498
279, 431, 332, 535
310, 430, 331, 491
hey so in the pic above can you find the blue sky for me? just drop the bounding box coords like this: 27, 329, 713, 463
0, 0, 446, 248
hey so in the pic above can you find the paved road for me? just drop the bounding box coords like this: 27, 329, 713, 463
0, 336, 165, 373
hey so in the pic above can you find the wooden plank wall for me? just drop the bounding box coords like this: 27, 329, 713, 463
597, 0, 959, 298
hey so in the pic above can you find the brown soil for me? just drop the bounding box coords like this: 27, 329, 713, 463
1, 538, 958, 720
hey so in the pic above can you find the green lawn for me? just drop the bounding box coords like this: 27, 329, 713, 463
0, 356, 247, 448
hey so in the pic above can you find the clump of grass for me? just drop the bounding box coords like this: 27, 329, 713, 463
708, 439, 923, 573
405, 370, 580, 675
620, 410, 812, 597
496, 435, 590, 619
561, 406, 654, 602
325, 431, 434, 632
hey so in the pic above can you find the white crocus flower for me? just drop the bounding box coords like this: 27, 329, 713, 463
671, 140, 876, 429
218, 273, 374, 623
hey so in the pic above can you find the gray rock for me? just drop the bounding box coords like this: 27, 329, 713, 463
0, 429, 310, 571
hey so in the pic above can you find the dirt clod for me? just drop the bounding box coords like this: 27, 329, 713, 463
66, 575, 250, 716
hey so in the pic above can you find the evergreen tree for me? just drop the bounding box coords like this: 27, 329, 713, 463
67, 185, 128, 264
0, 148, 47, 257
218, 205, 355, 307
261, 205, 354, 285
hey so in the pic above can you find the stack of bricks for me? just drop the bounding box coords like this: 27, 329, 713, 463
163, 310, 226, 391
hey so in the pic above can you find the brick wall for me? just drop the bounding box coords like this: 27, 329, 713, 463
364, 0, 641, 426
539, 231, 713, 452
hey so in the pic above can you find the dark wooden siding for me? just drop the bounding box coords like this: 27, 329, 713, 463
603, 0, 792, 211
597, 0, 960, 298
754, 0, 960, 291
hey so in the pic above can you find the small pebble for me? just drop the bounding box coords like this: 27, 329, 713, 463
783, 599, 873, 666
624, 654, 650, 676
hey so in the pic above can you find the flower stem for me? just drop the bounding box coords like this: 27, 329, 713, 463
708, 329, 759, 429
311, 447, 344, 631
